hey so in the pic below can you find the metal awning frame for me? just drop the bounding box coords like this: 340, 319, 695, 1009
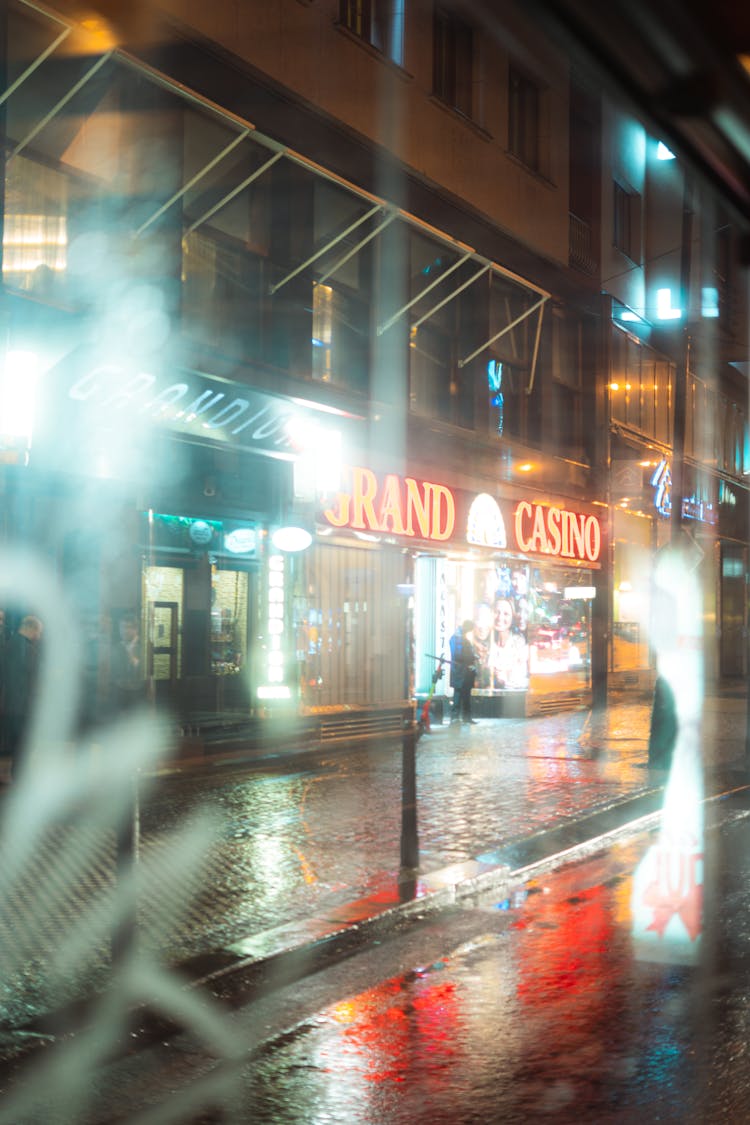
377, 249, 473, 336
0, 25, 70, 110
183, 149, 285, 238
8, 49, 113, 162
316, 209, 397, 287
413, 262, 492, 334
137, 128, 251, 236
6, 0, 552, 350
458, 294, 548, 368
270, 202, 383, 294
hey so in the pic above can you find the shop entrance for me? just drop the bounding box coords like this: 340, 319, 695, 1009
143, 558, 255, 716
148, 600, 179, 683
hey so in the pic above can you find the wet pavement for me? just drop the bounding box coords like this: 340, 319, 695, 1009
37, 793, 750, 1124
0, 694, 747, 1042
213, 813, 750, 1125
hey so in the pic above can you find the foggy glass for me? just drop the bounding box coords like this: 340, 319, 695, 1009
0, 0, 748, 1120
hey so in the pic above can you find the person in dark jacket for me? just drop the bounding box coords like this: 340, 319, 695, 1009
109, 611, 145, 713
2, 614, 43, 778
450, 619, 478, 725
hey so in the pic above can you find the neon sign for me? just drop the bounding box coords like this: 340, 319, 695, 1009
514, 501, 601, 562
323, 467, 456, 542
651, 460, 717, 525
651, 460, 672, 517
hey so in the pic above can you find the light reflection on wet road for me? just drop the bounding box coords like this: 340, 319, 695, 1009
138, 703, 659, 958
221, 810, 750, 1125
79, 796, 750, 1123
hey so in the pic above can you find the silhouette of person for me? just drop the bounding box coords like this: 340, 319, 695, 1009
110, 612, 145, 713
1, 614, 43, 778
450, 619, 478, 724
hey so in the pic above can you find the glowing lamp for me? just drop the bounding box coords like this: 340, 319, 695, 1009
272, 525, 312, 552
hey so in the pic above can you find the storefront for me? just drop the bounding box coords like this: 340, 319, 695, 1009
10, 333, 359, 724
139, 511, 259, 714
413, 491, 603, 717
311, 465, 604, 719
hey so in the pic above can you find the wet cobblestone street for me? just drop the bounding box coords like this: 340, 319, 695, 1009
0, 696, 745, 1031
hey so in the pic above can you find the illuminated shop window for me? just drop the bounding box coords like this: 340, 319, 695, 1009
210, 567, 248, 676
144, 566, 184, 680
312, 284, 334, 381
2, 213, 67, 288
3, 157, 68, 293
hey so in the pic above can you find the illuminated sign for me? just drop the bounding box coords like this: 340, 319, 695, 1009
148, 513, 256, 556
189, 520, 213, 545
69, 364, 300, 457
224, 528, 257, 554
467, 493, 507, 548
651, 460, 717, 525
323, 467, 456, 542
514, 501, 602, 563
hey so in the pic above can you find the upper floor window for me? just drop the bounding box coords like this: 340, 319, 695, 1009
613, 180, 641, 262
433, 7, 473, 118
340, 0, 405, 65
508, 65, 540, 172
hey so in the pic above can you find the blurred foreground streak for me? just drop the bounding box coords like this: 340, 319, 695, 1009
631, 539, 705, 965
0, 550, 239, 1124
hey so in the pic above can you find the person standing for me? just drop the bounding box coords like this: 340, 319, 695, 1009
2, 614, 43, 779
450, 619, 478, 725
110, 611, 146, 714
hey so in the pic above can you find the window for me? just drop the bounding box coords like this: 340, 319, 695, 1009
407, 231, 476, 426
549, 312, 583, 456
613, 180, 641, 261
508, 65, 540, 171
433, 7, 473, 118
340, 0, 404, 64
312, 283, 368, 393
2, 159, 68, 297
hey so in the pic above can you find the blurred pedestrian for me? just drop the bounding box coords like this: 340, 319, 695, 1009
110, 611, 145, 713
450, 619, 478, 725
1, 614, 43, 779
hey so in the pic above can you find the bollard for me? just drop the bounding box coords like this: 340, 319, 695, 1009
111, 771, 140, 967
400, 706, 419, 870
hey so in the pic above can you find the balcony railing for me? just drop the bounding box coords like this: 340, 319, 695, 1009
569, 212, 597, 275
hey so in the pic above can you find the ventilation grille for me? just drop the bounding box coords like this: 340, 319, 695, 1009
535, 695, 586, 715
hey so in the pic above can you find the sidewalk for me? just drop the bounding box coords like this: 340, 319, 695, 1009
1, 695, 748, 1056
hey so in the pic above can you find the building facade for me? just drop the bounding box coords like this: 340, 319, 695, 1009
0, 0, 747, 734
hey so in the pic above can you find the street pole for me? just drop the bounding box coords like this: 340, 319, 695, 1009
400, 705, 419, 870
670, 178, 693, 550
648, 174, 692, 766
112, 771, 140, 966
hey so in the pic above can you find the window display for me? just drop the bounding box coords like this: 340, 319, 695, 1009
210, 568, 249, 676
527, 565, 593, 683
419, 555, 594, 698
